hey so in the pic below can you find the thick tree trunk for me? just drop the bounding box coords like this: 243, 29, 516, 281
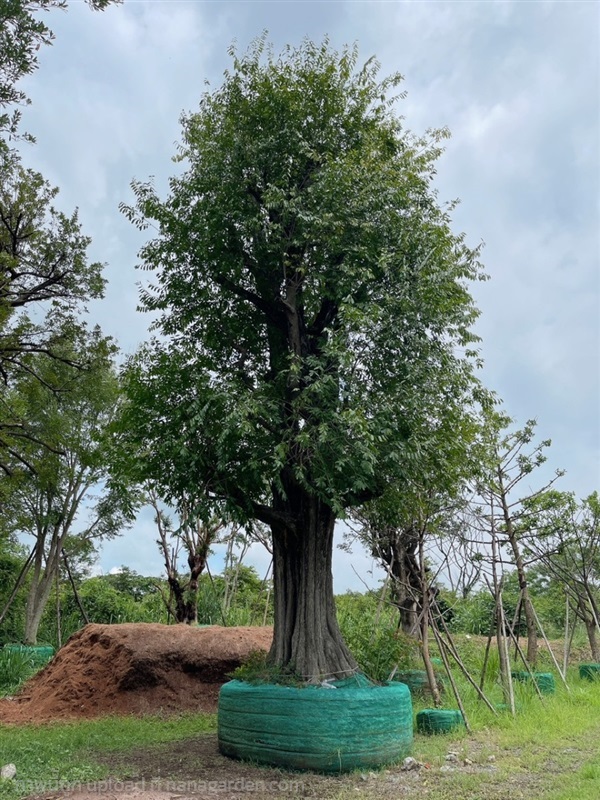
269, 488, 357, 680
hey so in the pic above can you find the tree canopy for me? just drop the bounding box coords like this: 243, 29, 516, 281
118, 38, 488, 676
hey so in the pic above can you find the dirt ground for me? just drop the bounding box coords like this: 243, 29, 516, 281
24, 728, 600, 800
0, 623, 273, 723
3, 625, 598, 799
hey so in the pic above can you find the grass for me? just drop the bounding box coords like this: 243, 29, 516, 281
1, 622, 599, 799
0, 713, 217, 799
0, 650, 38, 697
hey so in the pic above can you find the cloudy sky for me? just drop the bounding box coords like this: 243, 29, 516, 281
17, 0, 599, 591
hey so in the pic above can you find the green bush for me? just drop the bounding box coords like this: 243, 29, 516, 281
337, 592, 419, 682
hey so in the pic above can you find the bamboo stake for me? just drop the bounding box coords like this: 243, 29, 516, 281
563, 594, 570, 677
0, 545, 36, 625
479, 631, 493, 692
55, 565, 62, 649
430, 607, 498, 715
497, 594, 516, 715
62, 549, 89, 625
505, 619, 545, 702
529, 600, 570, 691
429, 612, 472, 733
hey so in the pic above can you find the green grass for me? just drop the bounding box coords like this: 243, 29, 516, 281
0, 650, 38, 697
0, 713, 217, 799
1, 620, 599, 800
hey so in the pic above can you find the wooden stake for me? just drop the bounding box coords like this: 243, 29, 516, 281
530, 600, 570, 692
430, 606, 498, 716
429, 612, 472, 733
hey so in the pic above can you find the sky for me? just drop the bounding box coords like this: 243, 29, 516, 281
15, 0, 600, 592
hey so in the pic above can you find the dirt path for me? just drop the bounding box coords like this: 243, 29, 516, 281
26, 722, 599, 800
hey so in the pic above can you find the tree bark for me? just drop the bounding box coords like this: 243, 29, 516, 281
269, 487, 357, 679
578, 597, 600, 661
376, 527, 421, 636
498, 469, 538, 666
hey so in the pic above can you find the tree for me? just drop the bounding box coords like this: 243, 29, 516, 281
0, 324, 130, 643
148, 489, 226, 624
0, 152, 107, 473
1, 0, 121, 141
523, 490, 600, 660
473, 415, 563, 666
348, 398, 488, 636
117, 39, 486, 679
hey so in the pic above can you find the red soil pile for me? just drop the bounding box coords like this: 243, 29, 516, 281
0, 623, 272, 724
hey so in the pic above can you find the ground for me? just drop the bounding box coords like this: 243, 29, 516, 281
2, 624, 599, 800
23, 725, 600, 800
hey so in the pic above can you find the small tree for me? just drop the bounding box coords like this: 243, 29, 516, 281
523, 490, 600, 660
149, 489, 226, 624
475, 415, 563, 666
117, 39, 486, 679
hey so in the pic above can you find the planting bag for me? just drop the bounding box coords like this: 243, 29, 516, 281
511, 671, 556, 694
416, 708, 465, 734
4, 644, 55, 667
579, 663, 600, 681
218, 673, 413, 772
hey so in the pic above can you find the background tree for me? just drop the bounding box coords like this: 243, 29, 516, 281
0, 154, 107, 473
149, 489, 226, 624
349, 398, 488, 636
473, 415, 563, 666
523, 490, 600, 660
0, 324, 129, 643
117, 38, 486, 679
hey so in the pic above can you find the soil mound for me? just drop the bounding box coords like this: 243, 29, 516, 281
0, 623, 272, 724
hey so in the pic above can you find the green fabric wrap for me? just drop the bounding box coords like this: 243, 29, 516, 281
4, 644, 55, 666
579, 663, 600, 681
416, 708, 465, 734
511, 671, 556, 694
393, 669, 443, 694
218, 675, 413, 773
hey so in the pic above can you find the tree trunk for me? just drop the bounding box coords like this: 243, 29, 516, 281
269, 488, 357, 680
579, 598, 600, 661
372, 526, 420, 636
498, 470, 538, 666
25, 576, 54, 644
24, 536, 59, 644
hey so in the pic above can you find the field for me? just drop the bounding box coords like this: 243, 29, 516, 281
1, 660, 599, 800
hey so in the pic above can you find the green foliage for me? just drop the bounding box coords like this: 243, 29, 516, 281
337, 592, 420, 681
0, 646, 37, 695
116, 36, 486, 527
229, 649, 303, 686
0, 150, 109, 476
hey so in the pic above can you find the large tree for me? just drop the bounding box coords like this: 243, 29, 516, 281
0, 153, 107, 473
0, 324, 129, 643
118, 39, 486, 679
